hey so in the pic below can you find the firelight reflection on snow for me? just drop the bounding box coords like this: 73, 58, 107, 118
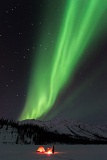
19, 0, 107, 120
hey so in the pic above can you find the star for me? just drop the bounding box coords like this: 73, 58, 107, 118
6, 11, 9, 14
11, 80, 13, 83
19, 32, 22, 35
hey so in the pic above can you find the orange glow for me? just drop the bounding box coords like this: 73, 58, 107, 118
47, 151, 52, 154
36, 146, 45, 153
36, 146, 60, 155
46, 148, 52, 154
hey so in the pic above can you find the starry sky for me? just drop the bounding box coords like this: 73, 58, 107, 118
0, 0, 107, 125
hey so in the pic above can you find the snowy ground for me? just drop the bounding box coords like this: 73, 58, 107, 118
0, 144, 107, 160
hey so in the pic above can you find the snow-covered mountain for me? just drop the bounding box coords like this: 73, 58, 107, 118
20, 118, 107, 141
0, 118, 107, 144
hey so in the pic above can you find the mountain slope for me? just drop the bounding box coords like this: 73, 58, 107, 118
0, 118, 107, 144
20, 118, 107, 141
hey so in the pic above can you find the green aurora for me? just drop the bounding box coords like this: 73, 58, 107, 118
19, 0, 107, 120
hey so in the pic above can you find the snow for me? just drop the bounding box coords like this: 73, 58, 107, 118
1, 119, 107, 145
0, 144, 107, 160
20, 118, 107, 140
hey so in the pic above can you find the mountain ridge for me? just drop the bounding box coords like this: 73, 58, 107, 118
19, 118, 107, 141
0, 118, 107, 144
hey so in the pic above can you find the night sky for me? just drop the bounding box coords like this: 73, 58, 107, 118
0, 0, 107, 125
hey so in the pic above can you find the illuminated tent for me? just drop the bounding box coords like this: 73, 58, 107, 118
36, 146, 45, 153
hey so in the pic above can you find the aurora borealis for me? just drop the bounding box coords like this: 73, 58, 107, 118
19, 0, 107, 120
0, 0, 107, 124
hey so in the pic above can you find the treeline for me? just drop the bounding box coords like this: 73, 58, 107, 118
0, 118, 107, 144
0, 118, 18, 129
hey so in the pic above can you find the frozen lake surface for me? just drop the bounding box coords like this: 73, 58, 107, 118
0, 144, 107, 160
